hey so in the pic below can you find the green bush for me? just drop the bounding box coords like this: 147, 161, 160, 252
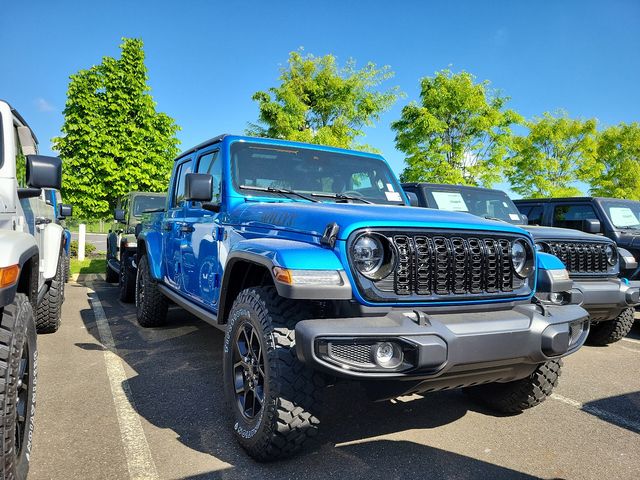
70, 240, 96, 257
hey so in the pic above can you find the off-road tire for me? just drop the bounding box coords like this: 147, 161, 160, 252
118, 253, 135, 303
465, 360, 562, 414
135, 255, 168, 327
223, 286, 324, 461
105, 257, 118, 284
63, 254, 70, 283
35, 257, 64, 334
1, 293, 37, 480
587, 308, 635, 346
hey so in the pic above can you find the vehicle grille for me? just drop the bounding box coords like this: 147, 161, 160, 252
328, 343, 374, 367
545, 241, 610, 275
352, 231, 531, 303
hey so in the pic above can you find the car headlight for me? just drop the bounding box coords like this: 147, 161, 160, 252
351, 233, 395, 280
512, 239, 534, 278
605, 244, 617, 265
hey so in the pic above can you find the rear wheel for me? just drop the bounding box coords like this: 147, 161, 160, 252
135, 255, 168, 327
64, 254, 70, 283
1, 293, 37, 480
105, 258, 118, 283
223, 286, 324, 461
118, 253, 135, 303
587, 308, 634, 346
35, 256, 64, 334
465, 360, 562, 414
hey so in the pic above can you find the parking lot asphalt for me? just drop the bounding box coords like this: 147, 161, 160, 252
30, 280, 640, 480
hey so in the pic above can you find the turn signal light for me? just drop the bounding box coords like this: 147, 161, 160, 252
0, 265, 20, 288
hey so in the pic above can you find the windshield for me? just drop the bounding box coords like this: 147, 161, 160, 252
231, 142, 405, 205
601, 199, 640, 229
132, 195, 166, 216
424, 187, 523, 224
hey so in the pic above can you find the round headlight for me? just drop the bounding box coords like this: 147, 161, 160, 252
605, 244, 617, 265
512, 239, 533, 278
351, 234, 395, 280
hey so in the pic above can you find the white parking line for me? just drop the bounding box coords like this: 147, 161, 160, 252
87, 283, 159, 480
550, 393, 640, 433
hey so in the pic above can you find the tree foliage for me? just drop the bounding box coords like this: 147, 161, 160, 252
506, 112, 599, 198
589, 123, 640, 199
248, 51, 401, 151
392, 70, 521, 187
53, 38, 180, 218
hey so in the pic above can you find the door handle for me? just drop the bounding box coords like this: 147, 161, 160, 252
180, 225, 195, 233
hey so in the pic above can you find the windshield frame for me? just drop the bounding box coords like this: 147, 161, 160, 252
600, 199, 640, 230
229, 140, 407, 206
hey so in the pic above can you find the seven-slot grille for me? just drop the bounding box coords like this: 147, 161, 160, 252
354, 231, 530, 301
545, 241, 610, 274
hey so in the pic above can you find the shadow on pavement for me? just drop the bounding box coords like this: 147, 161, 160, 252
79, 282, 551, 479
582, 391, 640, 435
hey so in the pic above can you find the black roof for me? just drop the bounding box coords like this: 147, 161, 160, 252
512, 197, 609, 204
401, 182, 507, 194
175, 134, 228, 161
0, 99, 39, 144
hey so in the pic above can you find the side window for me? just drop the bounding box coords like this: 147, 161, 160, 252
13, 126, 26, 187
527, 206, 544, 225
172, 160, 192, 207
196, 150, 221, 204
553, 204, 598, 229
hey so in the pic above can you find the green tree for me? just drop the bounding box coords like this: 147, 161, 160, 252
392, 70, 521, 186
248, 51, 401, 151
589, 123, 640, 199
53, 38, 180, 218
506, 112, 599, 198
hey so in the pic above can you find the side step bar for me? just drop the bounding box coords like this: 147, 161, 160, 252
157, 285, 224, 331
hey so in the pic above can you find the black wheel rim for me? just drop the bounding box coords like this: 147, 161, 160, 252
15, 342, 30, 456
232, 322, 266, 420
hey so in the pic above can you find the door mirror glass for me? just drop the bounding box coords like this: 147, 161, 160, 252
114, 209, 126, 222
26, 155, 62, 189
59, 204, 73, 219
405, 191, 419, 207
185, 173, 213, 202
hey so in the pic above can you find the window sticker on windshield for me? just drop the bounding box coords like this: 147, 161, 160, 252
432, 192, 469, 212
509, 213, 520, 220
385, 191, 402, 202
386, 183, 395, 192
609, 207, 639, 227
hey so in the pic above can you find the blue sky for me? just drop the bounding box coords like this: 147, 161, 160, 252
1, 0, 639, 194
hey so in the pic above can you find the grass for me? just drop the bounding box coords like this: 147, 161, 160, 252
70, 258, 106, 275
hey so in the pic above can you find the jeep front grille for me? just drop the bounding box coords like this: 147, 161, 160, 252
350, 230, 532, 303
545, 241, 609, 275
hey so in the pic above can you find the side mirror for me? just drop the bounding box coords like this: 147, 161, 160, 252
26, 155, 62, 189
134, 223, 143, 237
185, 173, 213, 202
405, 191, 419, 207
582, 219, 601, 234
59, 204, 73, 219
114, 209, 126, 223
520, 214, 528, 225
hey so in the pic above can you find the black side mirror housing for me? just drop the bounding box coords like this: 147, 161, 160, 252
59, 204, 73, 219
582, 219, 601, 234
114, 209, 126, 223
26, 155, 62, 190
405, 191, 419, 207
185, 173, 213, 202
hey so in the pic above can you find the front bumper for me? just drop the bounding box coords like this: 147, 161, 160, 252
295, 303, 589, 390
571, 278, 640, 322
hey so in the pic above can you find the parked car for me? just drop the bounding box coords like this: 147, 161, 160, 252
135, 134, 589, 461
44, 188, 73, 283
106, 191, 165, 301
402, 183, 640, 345
514, 197, 640, 281
0, 100, 65, 479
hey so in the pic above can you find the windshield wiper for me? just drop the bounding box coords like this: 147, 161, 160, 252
239, 185, 318, 203
310, 192, 373, 204
483, 215, 508, 223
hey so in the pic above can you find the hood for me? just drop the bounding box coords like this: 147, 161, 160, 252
229, 201, 531, 240
523, 225, 613, 243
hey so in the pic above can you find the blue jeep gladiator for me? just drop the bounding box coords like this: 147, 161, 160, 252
135, 135, 589, 461
402, 183, 640, 345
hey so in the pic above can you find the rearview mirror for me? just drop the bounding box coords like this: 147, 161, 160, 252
114, 209, 126, 223
185, 173, 213, 202
59, 204, 73, 219
581, 219, 601, 234
520, 214, 528, 225
26, 155, 62, 190
405, 191, 419, 207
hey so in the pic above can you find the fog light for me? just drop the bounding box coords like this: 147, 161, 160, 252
549, 292, 564, 304
372, 342, 403, 368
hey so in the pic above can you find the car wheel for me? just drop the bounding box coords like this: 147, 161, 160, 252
118, 253, 135, 303
1, 293, 37, 480
464, 359, 562, 414
135, 255, 168, 327
35, 256, 64, 334
587, 308, 635, 346
222, 286, 324, 461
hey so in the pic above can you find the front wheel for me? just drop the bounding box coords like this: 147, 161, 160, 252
587, 308, 635, 346
1, 293, 38, 479
135, 255, 168, 327
222, 286, 324, 461
119, 253, 135, 303
464, 360, 562, 414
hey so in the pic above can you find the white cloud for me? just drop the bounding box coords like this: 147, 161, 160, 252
34, 97, 55, 112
